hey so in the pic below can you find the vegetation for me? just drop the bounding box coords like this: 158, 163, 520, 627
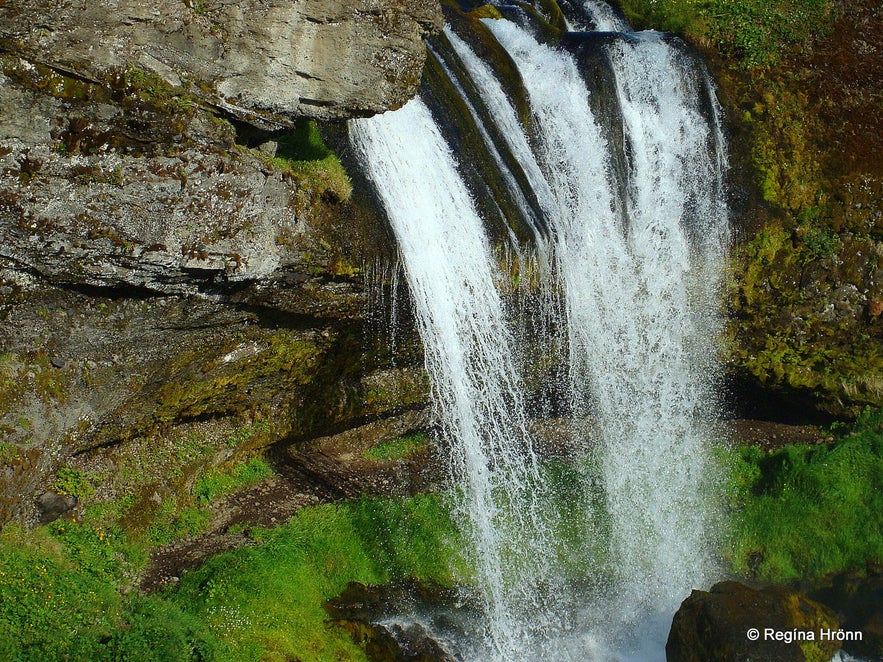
0, 525, 224, 661
723, 407, 883, 582
195, 458, 273, 505
255, 120, 352, 204
167, 495, 465, 661
3, 405, 882, 659
362, 432, 428, 461
0, 493, 464, 662
618, 0, 836, 68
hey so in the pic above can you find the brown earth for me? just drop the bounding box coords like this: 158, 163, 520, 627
140, 416, 831, 590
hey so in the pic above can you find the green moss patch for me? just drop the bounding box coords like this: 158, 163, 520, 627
728, 222, 883, 416
195, 458, 273, 506
724, 408, 883, 582
363, 432, 428, 461
618, 0, 836, 68
256, 120, 352, 204
0, 525, 224, 661
0, 492, 467, 661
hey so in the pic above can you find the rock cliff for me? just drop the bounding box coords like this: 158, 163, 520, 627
0, 0, 440, 526
1, 0, 442, 125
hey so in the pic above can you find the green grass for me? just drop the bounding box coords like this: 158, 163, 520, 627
619, 0, 836, 67
165, 493, 466, 661
362, 433, 428, 461
257, 120, 352, 203
0, 526, 224, 661
0, 493, 465, 662
195, 458, 273, 505
3, 411, 881, 659
724, 408, 883, 582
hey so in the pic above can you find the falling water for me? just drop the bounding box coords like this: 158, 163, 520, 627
351, 99, 558, 659
350, 2, 729, 658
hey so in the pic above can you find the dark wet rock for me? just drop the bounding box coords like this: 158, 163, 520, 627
808, 567, 883, 660
35, 490, 77, 524
666, 581, 840, 662
326, 580, 465, 662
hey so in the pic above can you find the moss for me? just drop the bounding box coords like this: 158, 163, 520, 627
617, 0, 835, 68
194, 457, 273, 505
728, 223, 883, 415
122, 67, 200, 116
468, 4, 504, 20
254, 120, 352, 204
152, 330, 326, 425
363, 433, 428, 461
724, 409, 883, 582
747, 76, 826, 212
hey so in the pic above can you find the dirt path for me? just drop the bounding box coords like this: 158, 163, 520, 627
140, 416, 833, 591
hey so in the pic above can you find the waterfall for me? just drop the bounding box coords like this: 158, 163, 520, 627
350, 99, 557, 658
349, 2, 729, 659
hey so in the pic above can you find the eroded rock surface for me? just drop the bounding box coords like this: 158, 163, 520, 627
0, 0, 442, 125
0, 0, 436, 526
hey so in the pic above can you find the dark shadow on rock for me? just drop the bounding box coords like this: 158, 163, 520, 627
325, 579, 473, 662
808, 565, 883, 660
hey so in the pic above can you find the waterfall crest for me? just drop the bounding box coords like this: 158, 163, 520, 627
350, 3, 729, 659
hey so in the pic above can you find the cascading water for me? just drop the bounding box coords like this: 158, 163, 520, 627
350, 1, 729, 659
350, 99, 559, 658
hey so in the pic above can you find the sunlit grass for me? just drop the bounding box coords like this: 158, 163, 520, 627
723, 408, 883, 581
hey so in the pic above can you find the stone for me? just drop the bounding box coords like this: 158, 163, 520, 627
35, 490, 77, 524
0, 0, 443, 126
809, 568, 883, 660
325, 580, 464, 662
666, 581, 841, 662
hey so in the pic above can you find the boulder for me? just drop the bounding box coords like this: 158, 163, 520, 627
35, 490, 77, 524
325, 580, 466, 662
809, 568, 883, 660
0, 0, 443, 126
666, 581, 841, 662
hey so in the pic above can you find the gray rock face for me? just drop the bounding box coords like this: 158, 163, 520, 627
0, 63, 364, 297
0, 0, 435, 526
0, 0, 442, 126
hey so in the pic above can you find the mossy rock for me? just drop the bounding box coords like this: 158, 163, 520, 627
667, 581, 840, 662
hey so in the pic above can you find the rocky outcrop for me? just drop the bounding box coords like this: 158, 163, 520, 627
0, 0, 437, 527
666, 581, 841, 662
326, 580, 465, 662
809, 568, 883, 660
0, 0, 443, 126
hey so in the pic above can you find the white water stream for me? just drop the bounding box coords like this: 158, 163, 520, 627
351, 4, 729, 660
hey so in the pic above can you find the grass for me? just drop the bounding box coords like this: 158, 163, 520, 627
0, 526, 224, 661
0, 491, 466, 662
165, 494, 466, 661
257, 120, 352, 204
724, 407, 883, 582
195, 458, 273, 505
362, 432, 428, 461
2, 411, 881, 659
618, 0, 836, 67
